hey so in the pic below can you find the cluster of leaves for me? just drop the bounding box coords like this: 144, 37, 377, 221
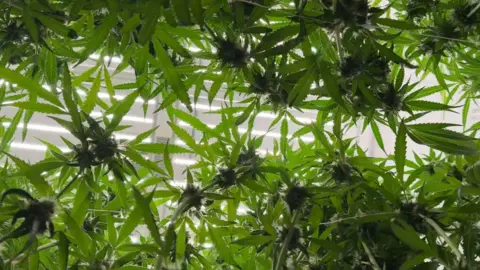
0, 0, 479, 269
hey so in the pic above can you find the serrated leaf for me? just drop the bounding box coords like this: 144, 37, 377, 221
235, 102, 255, 126
82, 69, 102, 114
106, 90, 139, 135
231, 235, 274, 246
391, 221, 430, 252
374, 18, 419, 30
138, 2, 161, 45
131, 143, 192, 154
0, 109, 23, 152
288, 67, 315, 105
408, 100, 457, 112
208, 225, 237, 266
164, 141, 174, 178
62, 65, 82, 131
132, 187, 163, 247
170, 107, 224, 140
152, 39, 192, 111
0, 68, 62, 107
374, 42, 416, 68
58, 232, 69, 270
168, 121, 204, 156
156, 28, 190, 58
23, 9, 39, 43
63, 210, 92, 256
124, 147, 166, 175
371, 121, 385, 153
41, 48, 58, 88
255, 25, 299, 53
80, 14, 118, 62
117, 205, 142, 245
172, 0, 192, 25
128, 126, 158, 145
11, 102, 66, 114
176, 220, 187, 259
395, 121, 407, 181
319, 66, 346, 109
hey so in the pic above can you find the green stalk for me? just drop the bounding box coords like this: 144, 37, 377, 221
170, 200, 191, 226
335, 26, 344, 63
6, 241, 58, 264
361, 240, 381, 270
56, 171, 81, 199
273, 211, 301, 270
468, 2, 480, 18
420, 214, 462, 262
318, 212, 397, 226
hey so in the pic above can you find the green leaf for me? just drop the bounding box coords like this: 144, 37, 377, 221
81, 70, 102, 114
58, 232, 69, 270
107, 214, 117, 245
408, 100, 456, 112
319, 66, 346, 109
374, 18, 419, 30
235, 103, 255, 126
310, 239, 344, 252
371, 121, 385, 153
156, 28, 190, 58
391, 221, 431, 252
131, 143, 192, 154
105, 90, 139, 135
41, 48, 58, 88
168, 121, 203, 156
288, 67, 315, 105
176, 220, 187, 259
11, 102, 66, 114
63, 210, 92, 256
72, 64, 100, 87
232, 235, 274, 246
255, 25, 299, 53
0, 67, 62, 107
208, 225, 237, 266
23, 9, 39, 43
395, 121, 407, 181
169, 107, 224, 140
152, 39, 192, 111
138, 2, 162, 45
208, 69, 229, 104
0, 109, 23, 152
124, 147, 166, 175
164, 141, 174, 178
132, 187, 163, 247
280, 117, 288, 156
172, 0, 192, 25
463, 98, 471, 128
117, 205, 143, 245
128, 126, 158, 145
62, 65, 82, 131
190, 0, 204, 25
80, 14, 118, 61
374, 42, 416, 68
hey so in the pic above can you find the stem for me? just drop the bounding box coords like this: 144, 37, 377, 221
420, 214, 462, 262
56, 171, 81, 199
335, 27, 344, 63
361, 240, 381, 270
319, 212, 397, 226
200, 181, 217, 193
273, 211, 301, 270
468, 2, 480, 18
6, 241, 58, 264
169, 200, 191, 226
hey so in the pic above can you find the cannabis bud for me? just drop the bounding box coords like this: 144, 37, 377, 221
214, 168, 237, 188
285, 185, 310, 212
